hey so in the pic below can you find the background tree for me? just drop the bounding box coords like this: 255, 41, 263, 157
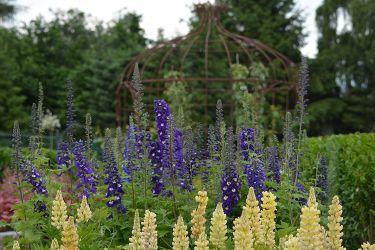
0, 0, 16, 21
0, 9, 146, 132
311, 0, 375, 134
217, 0, 305, 62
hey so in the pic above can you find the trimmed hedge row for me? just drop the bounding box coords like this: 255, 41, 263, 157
303, 133, 375, 247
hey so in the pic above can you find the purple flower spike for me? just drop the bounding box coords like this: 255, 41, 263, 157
267, 146, 281, 184
240, 128, 266, 201
103, 129, 126, 214
57, 142, 70, 168
155, 99, 171, 148
174, 129, 191, 191
72, 140, 97, 197
221, 128, 240, 214
24, 162, 48, 197
123, 125, 145, 180
148, 141, 165, 195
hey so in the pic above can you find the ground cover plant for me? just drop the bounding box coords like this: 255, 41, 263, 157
1, 60, 374, 249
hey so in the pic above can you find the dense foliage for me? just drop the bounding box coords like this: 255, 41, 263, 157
0, 9, 146, 131
302, 133, 375, 247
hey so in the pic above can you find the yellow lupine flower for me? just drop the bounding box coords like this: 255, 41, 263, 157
51, 190, 68, 230
259, 191, 277, 249
283, 235, 301, 250
50, 238, 60, 250
61, 216, 79, 250
191, 191, 208, 239
209, 203, 227, 250
360, 242, 375, 250
328, 196, 345, 250
194, 232, 209, 250
142, 210, 158, 250
12, 240, 20, 250
129, 209, 142, 250
76, 195, 92, 223
173, 216, 189, 250
233, 211, 254, 250
242, 187, 262, 244
307, 187, 317, 208
298, 188, 324, 250
321, 225, 330, 249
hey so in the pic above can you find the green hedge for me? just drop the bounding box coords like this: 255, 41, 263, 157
303, 133, 375, 248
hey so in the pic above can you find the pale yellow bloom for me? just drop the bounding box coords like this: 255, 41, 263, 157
61, 216, 79, 250
12, 240, 20, 250
51, 190, 68, 230
360, 242, 375, 250
76, 195, 92, 223
129, 209, 142, 250
321, 225, 330, 249
233, 212, 254, 250
242, 187, 262, 244
298, 188, 324, 250
50, 238, 60, 250
283, 235, 301, 250
194, 232, 209, 250
142, 210, 158, 250
259, 191, 277, 249
328, 196, 345, 250
191, 191, 208, 239
209, 203, 227, 250
307, 187, 317, 208
173, 216, 189, 250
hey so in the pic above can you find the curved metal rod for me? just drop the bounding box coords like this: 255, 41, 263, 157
214, 18, 255, 66
214, 17, 293, 82
157, 10, 209, 77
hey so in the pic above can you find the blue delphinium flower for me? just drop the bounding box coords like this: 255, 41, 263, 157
123, 124, 145, 181
221, 128, 240, 214
57, 142, 71, 167
148, 140, 165, 195
267, 146, 281, 184
72, 140, 97, 197
154, 99, 191, 193
24, 161, 48, 197
174, 128, 191, 191
155, 99, 171, 148
239, 128, 266, 201
103, 129, 126, 214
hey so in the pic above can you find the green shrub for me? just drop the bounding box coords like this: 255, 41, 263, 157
303, 133, 375, 248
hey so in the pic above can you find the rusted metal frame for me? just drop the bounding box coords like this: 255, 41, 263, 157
215, 20, 255, 65
123, 77, 290, 84
204, 10, 212, 126
218, 34, 236, 123
234, 34, 295, 84
179, 11, 210, 72
234, 35, 278, 79
157, 11, 208, 77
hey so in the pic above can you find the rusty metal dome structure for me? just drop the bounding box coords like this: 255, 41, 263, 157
115, 3, 296, 125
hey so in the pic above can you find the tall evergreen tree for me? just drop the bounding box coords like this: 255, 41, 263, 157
314, 0, 375, 133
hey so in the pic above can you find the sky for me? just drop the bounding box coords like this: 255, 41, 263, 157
13, 0, 323, 58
